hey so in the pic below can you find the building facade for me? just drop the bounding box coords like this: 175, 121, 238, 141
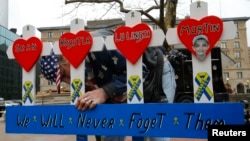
37, 17, 250, 94
0, 25, 22, 100
217, 17, 250, 94
0, 1, 42, 100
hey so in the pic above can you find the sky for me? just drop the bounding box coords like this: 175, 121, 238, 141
8, 0, 250, 46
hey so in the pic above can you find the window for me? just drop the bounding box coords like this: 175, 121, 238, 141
150, 24, 158, 30
48, 80, 53, 85
60, 31, 64, 36
48, 32, 53, 38
237, 72, 242, 79
235, 32, 239, 39
236, 61, 241, 68
223, 51, 228, 56
234, 51, 241, 58
234, 41, 240, 48
234, 22, 238, 29
220, 42, 227, 48
223, 72, 229, 79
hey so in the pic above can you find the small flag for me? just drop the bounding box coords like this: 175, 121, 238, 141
40, 51, 59, 93
56, 64, 61, 94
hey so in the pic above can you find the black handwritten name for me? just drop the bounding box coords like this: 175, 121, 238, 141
114, 30, 151, 43
77, 113, 115, 129
41, 114, 64, 128
17, 114, 30, 127
179, 23, 220, 35
185, 113, 225, 130
15, 43, 37, 52
59, 36, 91, 49
129, 113, 166, 133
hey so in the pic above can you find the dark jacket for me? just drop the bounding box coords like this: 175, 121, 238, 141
87, 46, 127, 102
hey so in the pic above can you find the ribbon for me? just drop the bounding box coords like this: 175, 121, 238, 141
194, 72, 213, 101
128, 75, 143, 102
174, 117, 179, 125
71, 78, 83, 103
22, 81, 34, 103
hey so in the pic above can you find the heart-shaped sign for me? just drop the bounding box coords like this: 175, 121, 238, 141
114, 23, 152, 64
12, 37, 42, 72
59, 30, 93, 68
177, 16, 223, 60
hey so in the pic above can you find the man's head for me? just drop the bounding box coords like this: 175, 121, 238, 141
58, 56, 71, 84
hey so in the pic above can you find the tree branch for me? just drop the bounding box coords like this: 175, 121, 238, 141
64, 0, 178, 49
165, 0, 178, 28
65, 0, 115, 4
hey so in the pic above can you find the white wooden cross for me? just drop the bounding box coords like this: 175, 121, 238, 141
53, 18, 104, 105
7, 25, 52, 106
166, 1, 236, 103
105, 11, 165, 141
105, 11, 165, 104
53, 18, 104, 141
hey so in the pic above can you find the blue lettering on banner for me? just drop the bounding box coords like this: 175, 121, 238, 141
5, 103, 245, 138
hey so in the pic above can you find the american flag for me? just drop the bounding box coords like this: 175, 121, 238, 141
40, 51, 59, 83
56, 64, 61, 93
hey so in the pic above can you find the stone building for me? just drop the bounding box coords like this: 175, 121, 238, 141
217, 17, 250, 94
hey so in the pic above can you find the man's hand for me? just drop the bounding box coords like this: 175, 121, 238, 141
75, 88, 109, 111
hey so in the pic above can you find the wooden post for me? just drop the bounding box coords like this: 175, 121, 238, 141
105, 10, 165, 140
7, 25, 52, 105
53, 18, 104, 141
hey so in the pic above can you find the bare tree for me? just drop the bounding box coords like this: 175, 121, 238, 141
64, 0, 179, 50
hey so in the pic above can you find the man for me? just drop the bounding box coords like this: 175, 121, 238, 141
40, 29, 175, 141
41, 29, 127, 141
